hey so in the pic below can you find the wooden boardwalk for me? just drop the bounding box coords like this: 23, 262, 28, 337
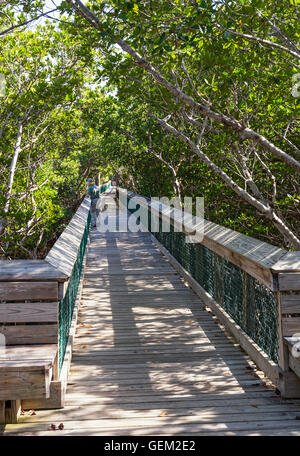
3, 193, 300, 436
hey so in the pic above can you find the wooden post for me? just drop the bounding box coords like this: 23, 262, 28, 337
242, 271, 248, 330
0, 401, 5, 424
52, 351, 59, 381
5, 400, 21, 424
276, 272, 300, 398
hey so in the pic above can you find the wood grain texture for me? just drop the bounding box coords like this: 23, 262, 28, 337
289, 353, 300, 379
120, 189, 300, 288
0, 345, 57, 404
0, 401, 5, 424
4, 194, 300, 436
0, 261, 67, 282
22, 236, 89, 411
0, 368, 50, 401
5, 400, 21, 424
0, 324, 58, 345
0, 302, 58, 323
282, 318, 300, 337
46, 197, 91, 277
272, 252, 300, 273
280, 294, 300, 314
278, 273, 300, 291
21, 380, 64, 410
0, 194, 94, 423
151, 233, 280, 387
0, 281, 58, 302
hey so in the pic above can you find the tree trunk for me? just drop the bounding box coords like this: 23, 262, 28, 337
0, 123, 23, 234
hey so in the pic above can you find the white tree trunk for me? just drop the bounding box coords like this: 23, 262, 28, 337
150, 113, 300, 250
0, 122, 23, 234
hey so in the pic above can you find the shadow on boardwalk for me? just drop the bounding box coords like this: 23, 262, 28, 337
3, 192, 300, 436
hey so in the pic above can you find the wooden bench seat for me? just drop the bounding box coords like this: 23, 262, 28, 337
0, 272, 61, 424
0, 344, 58, 424
0, 344, 57, 400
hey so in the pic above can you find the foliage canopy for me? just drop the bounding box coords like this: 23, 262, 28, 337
0, 0, 299, 256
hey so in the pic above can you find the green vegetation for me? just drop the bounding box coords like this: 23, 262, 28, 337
0, 0, 299, 257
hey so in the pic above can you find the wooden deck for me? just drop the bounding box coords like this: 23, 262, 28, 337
3, 193, 300, 436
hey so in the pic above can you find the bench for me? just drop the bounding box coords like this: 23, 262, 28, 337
0, 263, 66, 423
0, 196, 91, 424
0, 345, 57, 423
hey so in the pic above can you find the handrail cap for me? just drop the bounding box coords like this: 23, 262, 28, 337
0, 260, 68, 282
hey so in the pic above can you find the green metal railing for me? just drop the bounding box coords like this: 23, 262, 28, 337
58, 212, 90, 371
126, 194, 278, 363
58, 180, 111, 370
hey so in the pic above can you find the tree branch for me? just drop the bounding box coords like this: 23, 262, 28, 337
149, 111, 300, 249
66, 0, 300, 173
0, 9, 57, 38
215, 25, 300, 60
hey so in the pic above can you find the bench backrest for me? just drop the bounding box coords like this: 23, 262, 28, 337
0, 269, 63, 345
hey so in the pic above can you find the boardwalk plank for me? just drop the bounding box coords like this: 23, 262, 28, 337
4, 191, 300, 436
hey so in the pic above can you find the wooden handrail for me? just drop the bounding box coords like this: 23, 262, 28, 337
46, 197, 90, 277
119, 188, 300, 291
0, 260, 68, 282
0, 197, 91, 283
120, 188, 300, 397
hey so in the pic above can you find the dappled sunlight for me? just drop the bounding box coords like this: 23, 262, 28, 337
53, 197, 297, 436
6, 193, 300, 436
1, 0, 300, 437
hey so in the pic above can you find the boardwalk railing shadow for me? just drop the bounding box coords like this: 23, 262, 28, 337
4, 188, 300, 436
58, 196, 300, 435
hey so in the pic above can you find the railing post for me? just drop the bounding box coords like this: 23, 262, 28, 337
242, 271, 248, 330
276, 272, 300, 398
0, 401, 5, 424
